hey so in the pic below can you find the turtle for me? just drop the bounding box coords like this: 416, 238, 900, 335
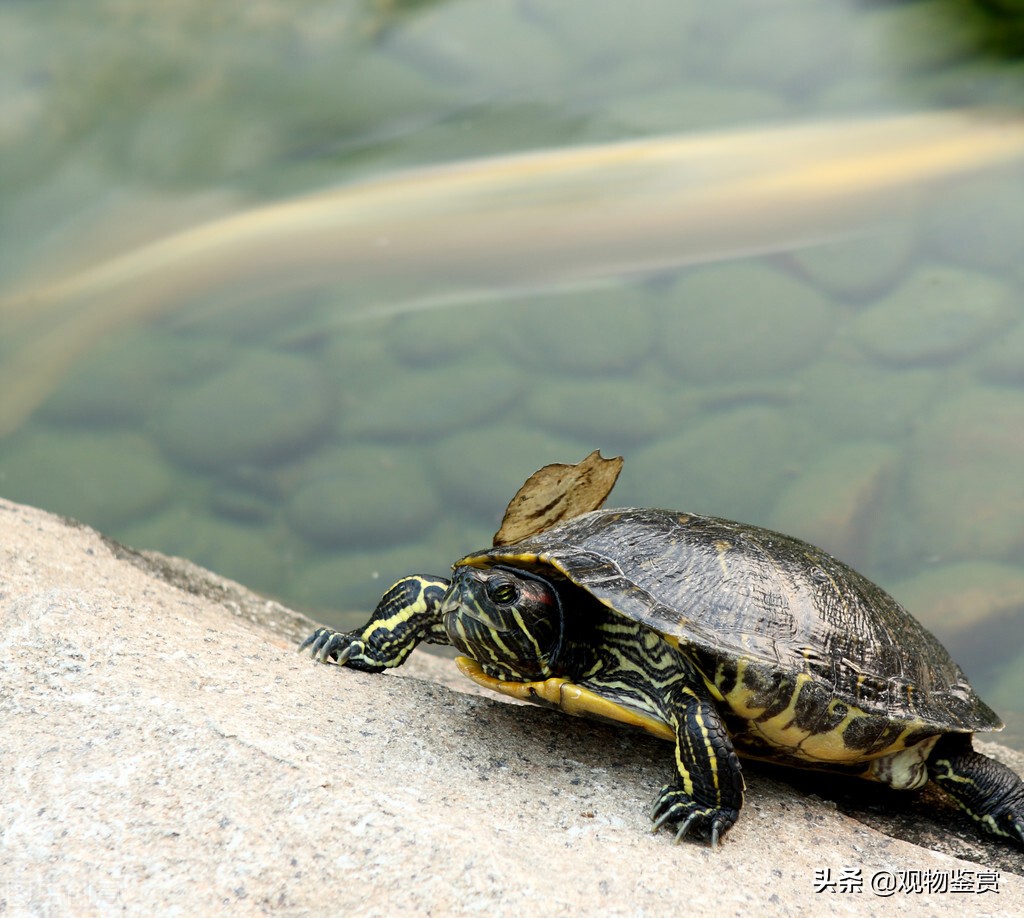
299, 454, 1024, 848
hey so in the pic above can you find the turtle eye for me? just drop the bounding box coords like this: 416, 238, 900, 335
486, 577, 519, 606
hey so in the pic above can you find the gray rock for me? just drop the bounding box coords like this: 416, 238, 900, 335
768, 441, 895, 572
850, 265, 1013, 368
158, 349, 334, 470
977, 317, 1024, 388
286, 445, 441, 550
792, 358, 939, 440
2, 497, 1023, 915
0, 430, 174, 531
901, 388, 1024, 565
659, 263, 835, 383
789, 227, 915, 302
338, 356, 523, 442
499, 286, 659, 377
622, 406, 823, 522
925, 175, 1024, 274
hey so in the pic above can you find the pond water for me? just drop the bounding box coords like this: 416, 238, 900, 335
2, 0, 1024, 748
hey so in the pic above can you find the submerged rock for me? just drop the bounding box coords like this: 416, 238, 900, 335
768, 441, 895, 572
659, 263, 835, 383
850, 265, 1013, 368
0, 429, 174, 530
158, 349, 334, 470
889, 561, 1024, 692
624, 405, 823, 522
902, 388, 1024, 565
286, 445, 441, 550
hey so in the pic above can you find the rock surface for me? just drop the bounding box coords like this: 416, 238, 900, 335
2, 497, 1023, 916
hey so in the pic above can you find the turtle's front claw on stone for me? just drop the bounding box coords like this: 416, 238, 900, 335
299, 627, 391, 672
651, 786, 738, 848
299, 628, 361, 665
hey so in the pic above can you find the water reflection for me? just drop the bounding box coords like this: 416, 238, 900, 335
5, 110, 1024, 436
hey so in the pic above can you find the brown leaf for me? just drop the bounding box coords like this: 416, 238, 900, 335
493, 450, 623, 547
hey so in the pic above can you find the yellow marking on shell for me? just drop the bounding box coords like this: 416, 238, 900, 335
713, 539, 732, 577
718, 668, 935, 769
854, 674, 867, 701
805, 553, 843, 595
457, 550, 545, 570
455, 656, 676, 742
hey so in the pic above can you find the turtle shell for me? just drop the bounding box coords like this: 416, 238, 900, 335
456, 507, 1002, 735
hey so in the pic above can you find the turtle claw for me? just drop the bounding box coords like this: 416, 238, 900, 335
298, 626, 346, 661
299, 627, 382, 671
651, 786, 737, 848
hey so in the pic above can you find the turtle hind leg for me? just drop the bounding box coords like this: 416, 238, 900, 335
299, 575, 450, 670
926, 733, 1024, 847
652, 684, 745, 848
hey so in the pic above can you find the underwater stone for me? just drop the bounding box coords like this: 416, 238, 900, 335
381, 0, 568, 91
890, 561, 1024, 706
339, 356, 523, 442
902, 388, 1024, 565
120, 504, 290, 598
38, 333, 227, 429
891, 561, 1024, 641
792, 359, 940, 440
386, 308, 490, 367
499, 286, 659, 376
659, 263, 834, 382
621, 406, 823, 523
286, 516, 487, 626
789, 227, 915, 302
924, 176, 1024, 274
0, 430, 173, 531
850, 265, 1013, 367
286, 446, 441, 550
769, 441, 895, 572
713, 5, 853, 97
158, 350, 333, 470
602, 84, 788, 135
524, 376, 674, 449
976, 317, 1024, 388
427, 426, 588, 523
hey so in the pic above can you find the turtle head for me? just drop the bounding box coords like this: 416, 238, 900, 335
442, 565, 567, 681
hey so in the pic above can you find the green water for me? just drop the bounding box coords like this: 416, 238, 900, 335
2, 0, 1024, 745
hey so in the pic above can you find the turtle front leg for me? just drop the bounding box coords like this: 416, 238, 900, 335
299, 575, 451, 671
927, 733, 1024, 846
652, 684, 745, 848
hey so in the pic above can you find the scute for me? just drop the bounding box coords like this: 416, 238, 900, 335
457, 507, 1002, 735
